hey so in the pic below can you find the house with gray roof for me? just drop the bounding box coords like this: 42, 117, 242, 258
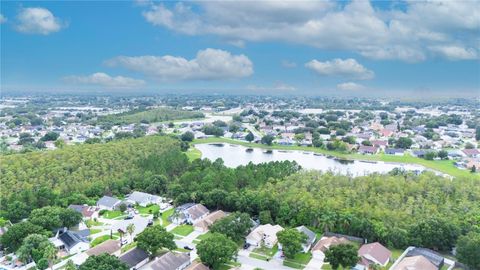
119, 247, 149, 270
96, 196, 122, 210
385, 148, 405, 156
126, 191, 163, 207
50, 230, 90, 255
296, 225, 316, 252
140, 252, 190, 270
171, 203, 209, 225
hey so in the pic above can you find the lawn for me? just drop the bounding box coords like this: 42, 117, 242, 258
252, 244, 279, 258
121, 242, 137, 253
249, 253, 269, 261
137, 204, 160, 215
192, 138, 478, 179
91, 235, 113, 247
86, 219, 104, 227
186, 147, 202, 161
171, 225, 194, 236
284, 252, 312, 265
100, 210, 125, 219
193, 232, 212, 244
89, 228, 102, 235
160, 208, 174, 226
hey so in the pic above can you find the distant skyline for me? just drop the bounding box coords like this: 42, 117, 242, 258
1, 1, 479, 97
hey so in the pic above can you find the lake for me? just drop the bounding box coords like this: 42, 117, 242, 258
195, 143, 428, 176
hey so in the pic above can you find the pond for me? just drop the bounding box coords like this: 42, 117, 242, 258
195, 143, 428, 176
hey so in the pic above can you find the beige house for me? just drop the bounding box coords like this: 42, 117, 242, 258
193, 210, 227, 232
246, 224, 284, 248
392, 255, 437, 270
312, 236, 350, 260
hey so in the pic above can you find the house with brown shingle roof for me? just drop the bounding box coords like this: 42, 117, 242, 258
358, 242, 391, 267
391, 255, 437, 270
312, 236, 351, 260
85, 239, 121, 257
193, 210, 227, 232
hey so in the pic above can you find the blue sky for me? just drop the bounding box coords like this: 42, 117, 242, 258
1, 1, 479, 96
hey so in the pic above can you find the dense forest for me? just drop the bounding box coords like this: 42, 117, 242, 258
95, 107, 204, 125
1, 135, 479, 254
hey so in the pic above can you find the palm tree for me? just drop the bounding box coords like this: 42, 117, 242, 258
127, 223, 135, 242
43, 244, 56, 270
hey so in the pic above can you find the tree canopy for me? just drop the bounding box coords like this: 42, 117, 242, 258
136, 225, 176, 256
197, 233, 238, 270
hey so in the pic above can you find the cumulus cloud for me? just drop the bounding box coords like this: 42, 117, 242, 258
140, 1, 480, 61
105, 48, 253, 81
281, 60, 297, 68
429, 45, 478, 60
305, 58, 374, 80
15, 7, 65, 35
0, 14, 6, 24
63, 72, 145, 88
247, 82, 296, 92
336, 82, 366, 91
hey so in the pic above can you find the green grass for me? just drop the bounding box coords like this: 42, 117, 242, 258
193, 232, 212, 244
186, 147, 202, 161
252, 244, 278, 258
249, 253, 269, 261
91, 235, 112, 247
391, 248, 405, 259
192, 138, 479, 179
284, 252, 312, 265
89, 228, 102, 234
86, 219, 104, 227
171, 224, 194, 236
137, 204, 160, 215
100, 210, 124, 219
121, 241, 137, 253
161, 208, 174, 226
283, 260, 304, 269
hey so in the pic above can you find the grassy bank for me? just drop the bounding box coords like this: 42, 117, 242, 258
192, 137, 478, 179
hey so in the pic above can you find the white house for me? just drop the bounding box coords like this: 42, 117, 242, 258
171, 203, 209, 225
126, 191, 163, 207
246, 224, 284, 248
50, 230, 90, 255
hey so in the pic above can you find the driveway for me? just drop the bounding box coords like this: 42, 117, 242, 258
237, 249, 291, 270
110, 214, 150, 241
305, 257, 324, 270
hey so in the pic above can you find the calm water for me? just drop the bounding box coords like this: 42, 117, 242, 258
195, 143, 427, 176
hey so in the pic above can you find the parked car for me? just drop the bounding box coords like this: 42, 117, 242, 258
243, 243, 250, 249
184, 245, 194, 251
121, 239, 128, 245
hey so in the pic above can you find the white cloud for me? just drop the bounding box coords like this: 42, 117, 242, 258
106, 48, 253, 81
429, 45, 478, 60
247, 82, 296, 92
63, 72, 145, 88
336, 82, 366, 91
305, 58, 374, 80
15, 7, 64, 35
0, 14, 7, 24
141, 1, 480, 61
281, 60, 297, 68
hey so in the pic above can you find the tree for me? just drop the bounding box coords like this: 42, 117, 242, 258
424, 151, 437, 160
136, 225, 176, 256
261, 135, 274, 146
259, 210, 273, 225
181, 131, 194, 142
0, 221, 44, 252
29, 206, 82, 231
79, 254, 128, 270
245, 132, 254, 142
277, 228, 307, 259
127, 224, 135, 242
210, 212, 252, 242
465, 142, 475, 149
325, 243, 359, 269
395, 137, 413, 149
410, 217, 459, 251
197, 233, 238, 270
64, 260, 77, 270
437, 150, 448, 160
476, 126, 480, 141
41, 132, 60, 142
119, 203, 127, 212
456, 231, 480, 270
17, 234, 55, 265
54, 139, 65, 148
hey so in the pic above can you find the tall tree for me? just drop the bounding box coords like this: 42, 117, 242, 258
277, 228, 307, 258
325, 243, 359, 269
210, 212, 252, 242
79, 254, 128, 270
456, 231, 480, 270
0, 221, 44, 252
136, 225, 176, 256
245, 132, 254, 142
197, 233, 238, 270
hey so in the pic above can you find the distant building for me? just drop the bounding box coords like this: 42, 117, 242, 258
126, 191, 163, 207
141, 252, 190, 270
119, 247, 149, 270
96, 196, 122, 210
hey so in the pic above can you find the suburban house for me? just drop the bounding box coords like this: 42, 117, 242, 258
391, 256, 437, 270
405, 248, 444, 269
171, 203, 210, 225
68, 204, 99, 220
312, 236, 350, 260
358, 145, 379, 155
119, 247, 149, 270
140, 252, 190, 270
50, 230, 90, 255
358, 242, 391, 268
85, 239, 121, 257
372, 140, 388, 150
462, 148, 480, 158
385, 148, 405, 156
296, 226, 317, 252
96, 196, 122, 210
126, 191, 163, 207
193, 210, 227, 232
246, 224, 284, 248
